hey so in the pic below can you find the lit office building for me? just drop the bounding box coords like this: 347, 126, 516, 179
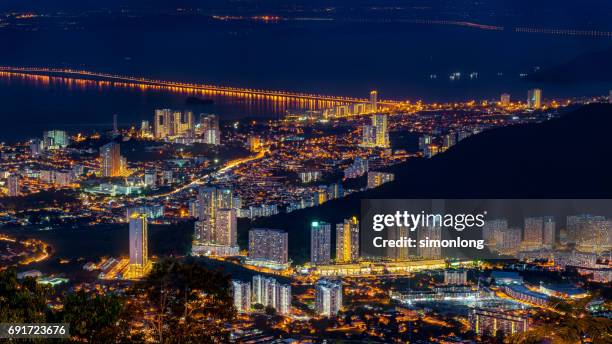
366, 171, 394, 189
153, 109, 194, 139
315, 279, 343, 316
527, 88, 542, 109
231, 280, 251, 313
43, 130, 69, 150
444, 269, 468, 285
192, 187, 239, 256
125, 211, 151, 279
311, 221, 332, 265
469, 308, 529, 336
7, 173, 20, 197
99, 142, 125, 177
247, 228, 289, 269
336, 217, 359, 263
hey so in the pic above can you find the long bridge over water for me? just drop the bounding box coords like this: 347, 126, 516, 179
0, 66, 402, 106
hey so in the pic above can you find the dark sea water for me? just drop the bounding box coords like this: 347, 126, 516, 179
1, 18, 612, 142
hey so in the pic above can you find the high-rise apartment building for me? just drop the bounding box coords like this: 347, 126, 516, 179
315, 279, 343, 316
231, 280, 252, 313
311, 221, 332, 265
154, 109, 194, 139
192, 187, 239, 256
99, 142, 124, 177
527, 88, 542, 109
125, 211, 151, 279
336, 217, 359, 263
247, 228, 289, 269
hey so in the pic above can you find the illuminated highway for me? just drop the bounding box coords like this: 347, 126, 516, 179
0, 66, 401, 106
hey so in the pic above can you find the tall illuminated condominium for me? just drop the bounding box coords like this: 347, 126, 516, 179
192, 187, 239, 256
252, 275, 292, 315
361, 114, 390, 148
311, 221, 332, 265
197, 114, 221, 145
231, 280, 251, 313
527, 88, 542, 109
43, 130, 69, 150
315, 279, 343, 316
99, 142, 126, 177
523, 216, 555, 250
247, 228, 289, 269
125, 211, 151, 279
7, 173, 20, 197
336, 218, 359, 263
369, 90, 378, 112
153, 109, 194, 139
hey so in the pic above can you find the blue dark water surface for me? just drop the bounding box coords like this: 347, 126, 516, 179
1, 18, 612, 141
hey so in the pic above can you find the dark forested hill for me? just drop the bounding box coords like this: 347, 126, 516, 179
242, 104, 612, 262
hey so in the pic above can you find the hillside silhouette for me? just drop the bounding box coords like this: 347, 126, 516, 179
241, 104, 612, 263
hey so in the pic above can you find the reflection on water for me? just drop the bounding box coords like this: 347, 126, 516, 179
0, 71, 351, 142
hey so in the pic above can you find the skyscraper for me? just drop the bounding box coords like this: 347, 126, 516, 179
527, 88, 542, 109
315, 279, 342, 316
192, 187, 239, 256
7, 173, 20, 197
277, 284, 292, 315
523, 217, 544, 249
112, 113, 119, 136
251, 275, 292, 314
99, 142, 123, 177
154, 109, 194, 139
369, 90, 378, 112
483, 218, 508, 247
198, 114, 220, 145
311, 221, 332, 265
360, 114, 389, 148
372, 114, 390, 148
336, 217, 359, 263
231, 280, 251, 313
43, 130, 69, 150
125, 211, 151, 279
247, 228, 289, 269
